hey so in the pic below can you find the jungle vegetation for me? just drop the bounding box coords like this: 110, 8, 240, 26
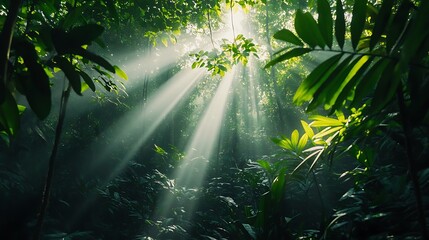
0, 0, 428, 239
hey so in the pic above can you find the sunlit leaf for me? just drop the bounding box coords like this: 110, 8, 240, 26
295, 10, 325, 49
351, 0, 368, 50
114, 65, 128, 80
310, 115, 343, 127
294, 53, 343, 105
301, 120, 314, 139
291, 129, 299, 147
273, 29, 303, 46
265, 48, 311, 68
352, 58, 389, 107
317, 0, 333, 48
307, 54, 354, 111
332, 56, 373, 111
78, 70, 96, 92
257, 159, 272, 173
335, 0, 345, 49
297, 134, 309, 152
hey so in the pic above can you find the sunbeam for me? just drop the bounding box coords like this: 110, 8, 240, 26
86, 68, 205, 176
153, 66, 238, 220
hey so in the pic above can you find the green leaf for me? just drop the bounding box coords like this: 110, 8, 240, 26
351, 0, 368, 50
68, 23, 104, 47
273, 29, 303, 46
74, 48, 116, 73
297, 134, 309, 152
78, 70, 96, 92
294, 53, 343, 105
310, 115, 343, 127
54, 56, 82, 95
371, 60, 400, 112
114, 65, 128, 80
301, 120, 314, 138
0, 90, 20, 136
386, 0, 412, 52
13, 38, 51, 119
326, 55, 372, 110
370, 0, 394, 50
271, 168, 286, 203
257, 160, 272, 173
400, 0, 429, 65
295, 10, 326, 49
272, 137, 293, 151
352, 58, 390, 107
335, 0, 345, 49
309, 54, 355, 111
291, 129, 299, 147
317, 0, 333, 48
332, 56, 373, 111
265, 48, 311, 68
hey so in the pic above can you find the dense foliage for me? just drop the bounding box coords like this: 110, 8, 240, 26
1, 0, 428, 239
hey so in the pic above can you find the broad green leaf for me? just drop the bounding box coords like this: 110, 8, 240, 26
306, 54, 354, 111
273, 29, 303, 46
114, 65, 128, 80
301, 120, 314, 138
400, 0, 429, 65
351, 0, 368, 50
324, 55, 371, 110
386, 0, 412, 52
370, 0, 394, 50
265, 48, 311, 68
0, 90, 19, 136
335, 0, 345, 49
74, 48, 116, 73
310, 115, 343, 127
272, 137, 293, 151
271, 168, 286, 202
295, 10, 326, 49
297, 134, 309, 152
294, 53, 343, 104
352, 58, 389, 107
78, 71, 96, 92
317, 0, 333, 48
371, 60, 400, 112
55, 56, 82, 95
257, 159, 272, 173
68, 23, 104, 47
291, 129, 299, 147
13, 38, 51, 119
332, 56, 373, 111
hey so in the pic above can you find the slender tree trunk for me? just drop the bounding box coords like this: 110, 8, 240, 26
33, 84, 72, 240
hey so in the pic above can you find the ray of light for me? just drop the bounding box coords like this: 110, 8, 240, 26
154, 66, 238, 220
86, 68, 205, 175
